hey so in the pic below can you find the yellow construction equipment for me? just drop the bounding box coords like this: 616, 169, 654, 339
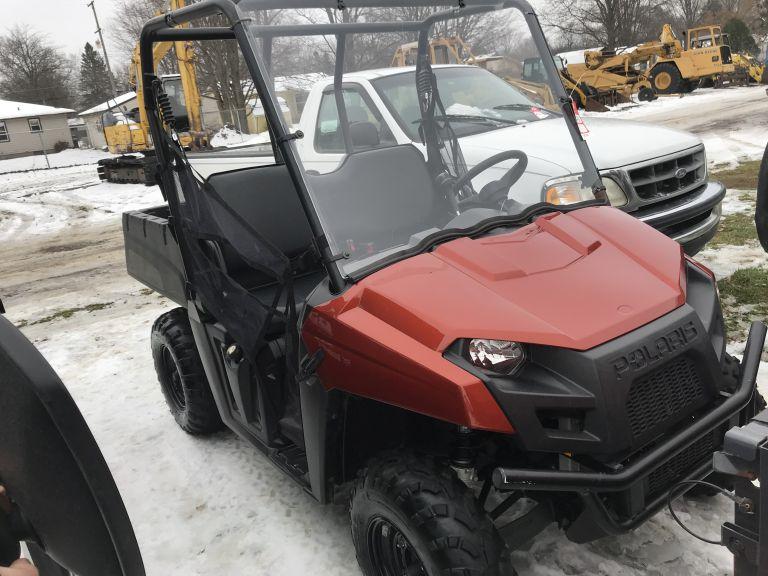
390, 36, 486, 68
518, 56, 607, 112
648, 24, 735, 94
98, 0, 206, 184
731, 52, 766, 84
390, 37, 605, 112
563, 29, 681, 103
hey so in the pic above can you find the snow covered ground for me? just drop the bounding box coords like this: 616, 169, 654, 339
0, 148, 114, 173
1, 84, 767, 575
584, 84, 768, 168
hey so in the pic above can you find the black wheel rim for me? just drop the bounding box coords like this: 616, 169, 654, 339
160, 346, 186, 411
367, 516, 427, 576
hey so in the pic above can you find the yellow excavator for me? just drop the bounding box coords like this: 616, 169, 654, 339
97, 0, 205, 184
390, 37, 605, 112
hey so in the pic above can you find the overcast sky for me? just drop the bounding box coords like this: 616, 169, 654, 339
2, 0, 123, 62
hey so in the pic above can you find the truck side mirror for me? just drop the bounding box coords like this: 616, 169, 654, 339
0, 315, 145, 576
756, 146, 768, 252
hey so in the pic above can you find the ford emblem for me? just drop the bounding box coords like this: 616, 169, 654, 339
675, 167, 688, 179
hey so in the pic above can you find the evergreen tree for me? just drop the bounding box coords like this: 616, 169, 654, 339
78, 43, 113, 109
723, 18, 758, 54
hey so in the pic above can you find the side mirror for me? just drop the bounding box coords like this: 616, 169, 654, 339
0, 315, 145, 575
756, 145, 768, 252
349, 121, 380, 149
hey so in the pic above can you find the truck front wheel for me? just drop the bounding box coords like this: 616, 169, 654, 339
151, 308, 223, 435
350, 452, 508, 576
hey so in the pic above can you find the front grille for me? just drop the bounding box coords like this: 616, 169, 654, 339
628, 149, 706, 202
626, 356, 705, 439
647, 433, 716, 498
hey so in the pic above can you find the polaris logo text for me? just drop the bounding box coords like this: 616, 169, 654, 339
612, 321, 698, 380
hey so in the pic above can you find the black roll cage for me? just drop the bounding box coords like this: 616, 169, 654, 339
140, 0, 602, 294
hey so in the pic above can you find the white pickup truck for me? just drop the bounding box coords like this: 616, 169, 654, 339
190, 65, 724, 255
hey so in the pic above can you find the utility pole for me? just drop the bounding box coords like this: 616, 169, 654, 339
87, 0, 118, 96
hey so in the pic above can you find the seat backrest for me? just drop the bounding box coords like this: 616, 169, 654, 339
204, 164, 315, 276
308, 145, 449, 255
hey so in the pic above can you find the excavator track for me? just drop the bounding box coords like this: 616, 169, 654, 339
97, 155, 158, 186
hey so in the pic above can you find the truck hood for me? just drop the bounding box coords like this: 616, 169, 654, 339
317, 206, 686, 352
460, 116, 702, 173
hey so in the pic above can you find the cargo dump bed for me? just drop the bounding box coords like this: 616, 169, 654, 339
122, 206, 187, 306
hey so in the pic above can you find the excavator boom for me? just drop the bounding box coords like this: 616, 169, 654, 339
98, 0, 205, 185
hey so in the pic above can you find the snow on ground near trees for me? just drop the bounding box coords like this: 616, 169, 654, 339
1, 84, 767, 575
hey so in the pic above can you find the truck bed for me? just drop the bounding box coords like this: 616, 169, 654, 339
122, 205, 187, 306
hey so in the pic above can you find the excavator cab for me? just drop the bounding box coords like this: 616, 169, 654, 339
161, 75, 192, 132
101, 107, 149, 155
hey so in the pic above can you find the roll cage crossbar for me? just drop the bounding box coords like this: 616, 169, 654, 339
140, 0, 601, 293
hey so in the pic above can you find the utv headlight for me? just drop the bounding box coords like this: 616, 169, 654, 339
544, 175, 627, 207
467, 339, 526, 375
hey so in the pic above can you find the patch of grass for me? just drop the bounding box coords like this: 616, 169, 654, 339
719, 267, 768, 305
739, 192, 755, 203
709, 211, 757, 247
16, 319, 28, 328
712, 160, 761, 190
717, 267, 768, 341
139, 288, 154, 296
31, 302, 113, 325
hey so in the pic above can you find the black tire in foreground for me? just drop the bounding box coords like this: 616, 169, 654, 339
755, 140, 768, 252
351, 451, 508, 576
151, 308, 223, 435
650, 62, 683, 95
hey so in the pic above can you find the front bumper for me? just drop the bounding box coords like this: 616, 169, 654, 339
492, 321, 766, 539
635, 180, 725, 255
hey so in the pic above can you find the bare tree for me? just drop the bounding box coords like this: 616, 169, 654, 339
544, 0, 664, 49
0, 26, 75, 108
110, 0, 167, 59
674, 0, 707, 28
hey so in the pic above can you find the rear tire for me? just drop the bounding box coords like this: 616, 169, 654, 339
651, 63, 683, 95
151, 308, 223, 435
350, 451, 509, 576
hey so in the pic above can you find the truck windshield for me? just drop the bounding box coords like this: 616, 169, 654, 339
372, 67, 558, 140
236, 3, 601, 279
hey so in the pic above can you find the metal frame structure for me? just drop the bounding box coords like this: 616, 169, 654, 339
138, 0, 602, 294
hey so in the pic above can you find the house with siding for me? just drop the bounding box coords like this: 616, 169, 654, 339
0, 100, 74, 159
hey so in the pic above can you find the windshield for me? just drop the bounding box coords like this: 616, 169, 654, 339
372, 67, 557, 140
205, 3, 604, 280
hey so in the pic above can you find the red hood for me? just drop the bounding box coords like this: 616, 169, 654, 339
320, 206, 686, 352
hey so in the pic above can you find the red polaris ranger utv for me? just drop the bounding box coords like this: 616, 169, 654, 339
123, 0, 766, 573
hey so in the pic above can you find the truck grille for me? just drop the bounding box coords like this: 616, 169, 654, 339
646, 433, 716, 498
626, 356, 705, 440
627, 148, 706, 202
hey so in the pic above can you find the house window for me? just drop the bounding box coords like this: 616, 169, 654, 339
28, 117, 42, 133
0, 121, 8, 143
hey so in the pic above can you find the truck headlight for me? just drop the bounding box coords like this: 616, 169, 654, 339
467, 339, 526, 375
544, 175, 627, 207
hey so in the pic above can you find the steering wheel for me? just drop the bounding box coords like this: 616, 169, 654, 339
451, 150, 528, 211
